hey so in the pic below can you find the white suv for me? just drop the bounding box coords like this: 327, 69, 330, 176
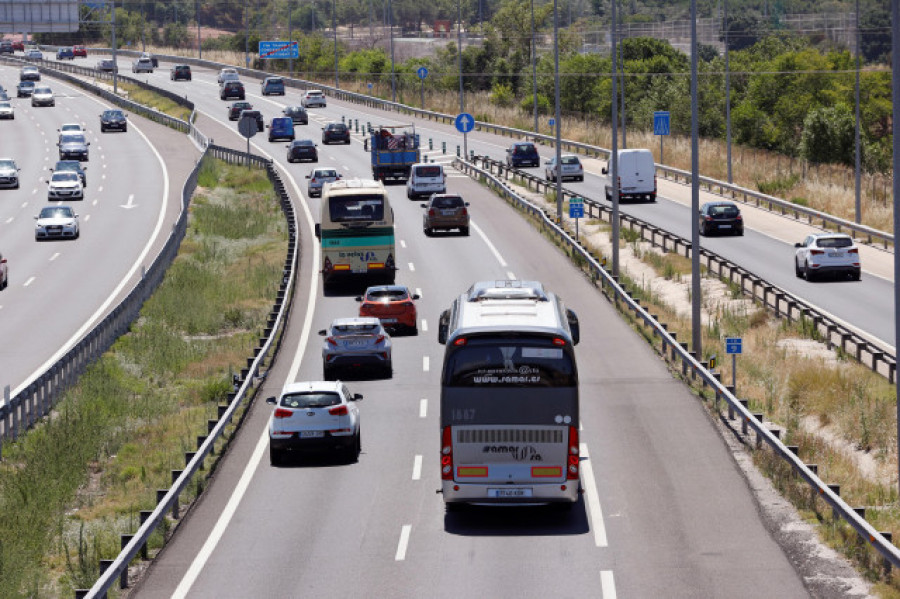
132, 57, 154, 73
301, 89, 327, 108
794, 233, 861, 282
266, 380, 363, 465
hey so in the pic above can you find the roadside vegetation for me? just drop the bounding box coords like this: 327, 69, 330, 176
117, 81, 193, 122
0, 158, 287, 597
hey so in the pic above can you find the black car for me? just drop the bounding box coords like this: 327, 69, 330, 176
506, 142, 540, 167
0, 41, 12, 54
699, 201, 743, 236
220, 81, 245, 100
170, 64, 192, 81
52, 160, 87, 186
286, 139, 318, 163
238, 109, 264, 132
322, 122, 350, 145
282, 105, 308, 125
58, 133, 90, 161
99, 109, 127, 132
228, 101, 253, 121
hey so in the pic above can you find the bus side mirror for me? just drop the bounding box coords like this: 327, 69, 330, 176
437, 309, 450, 345
566, 309, 580, 345
315, 223, 321, 239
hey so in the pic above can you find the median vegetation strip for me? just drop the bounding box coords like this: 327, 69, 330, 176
117, 81, 192, 123
0, 158, 287, 596
491, 172, 900, 592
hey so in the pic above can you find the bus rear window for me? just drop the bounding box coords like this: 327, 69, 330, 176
443, 338, 575, 387
328, 194, 385, 222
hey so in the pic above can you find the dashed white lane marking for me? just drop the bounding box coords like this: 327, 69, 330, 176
580, 443, 608, 548
84, 215, 91, 222
601, 570, 617, 599
400, 239, 407, 249
419, 399, 427, 418
412, 455, 422, 480
49, 253, 59, 261
4, 217, 11, 224
415, 287, 422, 297
422, 356, 429, 372
472, 221, 507, 267
408, 262, 415, 272
23, 277, 35, 287
97, 186, 103, 192
507, 271, 516, 280
395, 525, 412, 561
420, 319, 427, 332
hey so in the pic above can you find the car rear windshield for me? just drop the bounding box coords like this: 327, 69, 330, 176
61, 134, 85, 144
328, 195, 385, 222
710, 205, 739, 217
514, 144, 537, 155
818, 237, 853, 248
313, 170, 338, 179
415, 166, 442, 177
327, 124, 347, 131
333, 323, 380, 335
561, 156, 580, 165
280, 392, 340, 408
308, 91, 324, 96
267, 78, 283, 84
432, 196, 464, 209
367, 289, 409, 301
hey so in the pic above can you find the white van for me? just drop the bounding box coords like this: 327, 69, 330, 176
406, 163, 446, 199
602, 148, 656, 202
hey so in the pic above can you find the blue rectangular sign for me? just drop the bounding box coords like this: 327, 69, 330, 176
725, 337, 742, 354
569, 203, 584, 219
653, 111, 670, 136
259, 41, 299, 60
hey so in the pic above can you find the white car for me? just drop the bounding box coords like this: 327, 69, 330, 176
25, 49, 42, 59
305, 167, 341, 198
794, 233, 861, 282
0, 250, 7, 290
301, 89, 326, 108
0, 101, 13, 119
266, 380, 363, 465
217, 68, 239, 85
132, 57, 154, 73
35, 205, 79, 240
31, 86, 54, 107
0, 158, 20, 188
545, 154, 584, 182
58, 123, 85, 136
47, 171, 84, 200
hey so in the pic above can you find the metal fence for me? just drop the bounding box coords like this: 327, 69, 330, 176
454, 156, 900, 573
469, 154, 897, 383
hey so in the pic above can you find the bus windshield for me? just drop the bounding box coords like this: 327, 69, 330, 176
443, 337, 576, 387
328, 194, 385, 223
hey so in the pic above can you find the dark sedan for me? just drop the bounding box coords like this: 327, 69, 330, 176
228, 101, 253, 121
170, 64, 192, 81
699, 201, 743, 236
282, 105, 308, 125
58, 133, 90, 161
322, 122, 351, 144
286, 139, 318, 163
100, 109, 127, 132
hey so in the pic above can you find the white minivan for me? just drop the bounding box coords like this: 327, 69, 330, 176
406, 163, 446, 199
602, 148, 656, 202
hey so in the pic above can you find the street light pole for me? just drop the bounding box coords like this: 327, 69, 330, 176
531, 0, 538, 133
196, 0, 201, 59
389, 0, 395, 101
288, 0, 293, 77
610, 0, 619, 277
458, 0, 464, 113
724, 0, 732, 183
552, 0, 562, 220
690, 0, 701, 357
854, 0, 862, 224
333, 0, 339, 88
891, 0, 900, 501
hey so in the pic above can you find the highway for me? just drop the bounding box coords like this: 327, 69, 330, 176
0, 59, 200, 404
117, 60, 836, 597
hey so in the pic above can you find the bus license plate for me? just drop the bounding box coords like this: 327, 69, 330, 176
488, 488, 532, 499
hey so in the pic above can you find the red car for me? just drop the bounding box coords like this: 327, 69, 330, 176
72, 45, 87, 58
356, 285, 419, 334
12, 41, 24, 52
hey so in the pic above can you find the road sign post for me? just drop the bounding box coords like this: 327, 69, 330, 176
417, 67, 428, 110
238, 115, 258, 167
455, 112, 475, 162
725, 337, 742, 392
569, 197, 584, 242
654, 111, 670, 164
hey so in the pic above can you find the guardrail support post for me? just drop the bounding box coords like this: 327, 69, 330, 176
881, 532, 893, 576
139, 511, 152, 559
429, 138, 433, 151
171, 471, 182, 518
827, 484, 841, 521
99, 559, 113, 596
456, 145, 460, 157
120, 534, 133, 588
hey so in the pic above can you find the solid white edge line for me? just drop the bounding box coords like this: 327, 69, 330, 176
395, 524, 412, 561
6, 82, 170, 404
471, 220, 507, 267
173, 107, 320, 596
419, 399, 427, 418
412, 455, 422, 480
601, 570, 617, 599
580, 443, 608, 548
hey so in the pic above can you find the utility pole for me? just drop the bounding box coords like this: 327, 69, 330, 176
389, 0, 395, 101
690, 0, 701, 357
610, 0, 619, 277
333, 0, 339, 88
553, 0, 562, 219
458, 0, 464, 113
854, 0, 862, 224
531, 0, 538, 133
197, 0, 202, 59
724, 0, 732, 183
288, 0, 293, 77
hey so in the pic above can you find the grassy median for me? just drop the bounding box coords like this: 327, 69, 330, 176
0, 157, 287, 597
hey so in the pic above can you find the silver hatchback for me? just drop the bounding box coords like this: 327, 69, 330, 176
545, 154, 584, 182
306, 167, 341, 198
319, 317, 392, 379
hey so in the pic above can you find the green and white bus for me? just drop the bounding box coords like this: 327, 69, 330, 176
315, 179, 395, 290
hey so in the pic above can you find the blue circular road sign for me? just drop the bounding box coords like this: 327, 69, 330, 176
417, 66, 428, 80
367, 82, 373, 89
455, 112, 475, 134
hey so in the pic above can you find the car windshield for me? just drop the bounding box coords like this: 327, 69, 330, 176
34, 87, 50, 94
61, 134, 86, 144
56, 161, 79, 171
280, 392, 341, 408
561, 156, 580, 165
39, 207, 73, 218
19, 81, 34, 88
332, 323, 380, 335
818, 237, 853, 249
52, 172, 78, 183
0, 160, 15, 169
432, 196, 464, 209
367, 289, 409, 301
0, 102, 9, 109
61, 125, 81, 131
313, 169, 337, 179
103, 110, 123, 118
415, 166, 442, 177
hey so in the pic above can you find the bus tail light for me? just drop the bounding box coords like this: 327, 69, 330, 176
567, 426, 580, 480
441, 426, 454, 480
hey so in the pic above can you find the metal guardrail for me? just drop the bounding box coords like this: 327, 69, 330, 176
471, 154, 897, 383
84, 48, 895, 252
454, 156, 900, 573
83, 149, 298, 598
